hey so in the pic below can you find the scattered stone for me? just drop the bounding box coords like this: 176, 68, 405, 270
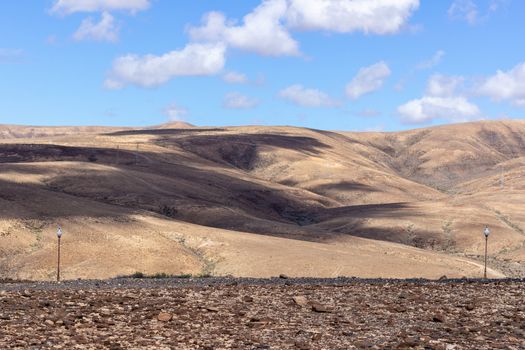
242, 295, 254, 303
293, 295, 309, 307
0, 279, 522, 348
311, 302, 332, 313
465, 304, 475, 311
432, 313, 446, 323
99, 308, 111, 316
312, 333, 322, 341
295, 340, 310, 349
392, 305, 407, 313
279, 274, 289, 279
401, 336, 419, 347
157, 312, 173, 322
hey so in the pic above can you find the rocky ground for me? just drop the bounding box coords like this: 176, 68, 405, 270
1, 278, 525, 349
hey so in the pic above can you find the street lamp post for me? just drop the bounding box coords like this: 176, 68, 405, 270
57, 226, 63, 282
483, 226, 490, 279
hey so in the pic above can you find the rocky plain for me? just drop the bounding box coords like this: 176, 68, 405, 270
1, 277, 525, 349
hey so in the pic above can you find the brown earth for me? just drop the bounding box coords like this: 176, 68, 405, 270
1, 120, 524, 280
0, 279, 524, 349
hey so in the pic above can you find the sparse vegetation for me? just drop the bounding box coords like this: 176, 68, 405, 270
159, 204, 178, 218
402, 223, 418, 247
120, 272, 193, 279
171, 234, 218, 277
494, 210, 525, 235
88, 153, 98, 162
440, 220, 456, 252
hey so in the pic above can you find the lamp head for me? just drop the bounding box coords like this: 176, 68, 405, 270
57, 226, 63, 238
484, 226, 490, 237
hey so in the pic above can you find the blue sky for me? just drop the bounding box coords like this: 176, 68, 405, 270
1, 0, 524, 131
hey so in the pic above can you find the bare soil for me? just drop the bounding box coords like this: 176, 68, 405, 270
2, 120, 525, 280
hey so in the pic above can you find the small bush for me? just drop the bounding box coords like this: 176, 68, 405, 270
124, 272, 193, 279
159, 205, 178, 218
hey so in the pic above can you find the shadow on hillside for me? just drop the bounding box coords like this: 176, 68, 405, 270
312, 202, 443, 248
0, 178, 133, 221
0, 140, 439, 248
310, 181, 377, 193
156, 133, 332, 170
106, 128, 226, 136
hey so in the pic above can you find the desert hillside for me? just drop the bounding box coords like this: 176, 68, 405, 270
1, 120, 524, 280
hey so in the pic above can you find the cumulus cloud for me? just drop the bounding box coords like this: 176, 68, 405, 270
448, 0, 508, 25
397, 96, 480, 124
448, 0, 478, 24
426, 74, 464, 97
279, 84, 339, 107
104, 43, 226, 88
285, 0, 420, 34
188, 0, 419, 57
346, 61, 391, 100
477, 62, 525, 107
223, 92, 259, 109
398, 74, 479, 124
188, 1, 300, 57
104, 0, 421, 88
73, 12, 119, 42
163, 103, 188, 121
222, 71, 248, 84
488, 0, 509, 12
51, 0, 150, 14
416, 50, 445, 70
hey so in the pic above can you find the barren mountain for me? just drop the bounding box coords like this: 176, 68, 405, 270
1, 120, 524, 280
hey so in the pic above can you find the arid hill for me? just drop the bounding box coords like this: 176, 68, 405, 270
1, 120, 524, 280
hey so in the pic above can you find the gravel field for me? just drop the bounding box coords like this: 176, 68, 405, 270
1, 278, 524, 349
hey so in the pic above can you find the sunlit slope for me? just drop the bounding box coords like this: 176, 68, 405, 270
1, 120, 525, 279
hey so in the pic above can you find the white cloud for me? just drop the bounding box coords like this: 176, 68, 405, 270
478, 62, 525, 107
222, 71, 248, 84
346, 61, 391, 100
188, 0, 420, 56
426, 74, 464, 97
448, 0, 508, 25
397, 96, 480, 124
279, 84, 339, 107
104, 43, 226, 88
223, 92, 259, 109
448, 0, 478, 24
285, 0, 420, 34
73, 12, 119, 42
489, 0, 509, 12
0, 48, 23, 63
51, 0, 150, 14
398, 73, 480, 123
416, 50, 445, 70
188, 1, 300, 57
164, 103, 188, 121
